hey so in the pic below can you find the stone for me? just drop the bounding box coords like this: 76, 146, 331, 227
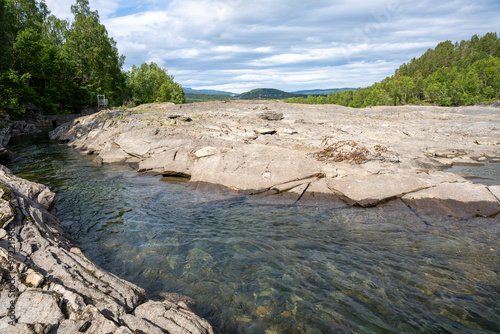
121, 314, 164, 334
0, 228, 7, 239
15, 290, 64, 325
254, 128, 276, 135
258, 111, 283, 121
277, 128, 297, 135
194, 146, 223, 158
114, 327, 134, 334
114, 129, 155, 158
161, 149, 194, 178
138, 149, 177, 172
190, 144, 323, 194
327, 174, 433, 207
451, 157, 484, 167
25, 269, 45, 288
0, 322, 36, 334
98, 141, 130, 163
80, 305, 119, 334
134, 301, 214, 334
402, 183, 500, 219
295, 179, 347, 207
56, 319, 89, 334
488, 186, 500, 201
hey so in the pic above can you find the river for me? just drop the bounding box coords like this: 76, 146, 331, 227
7, 134, 500, 333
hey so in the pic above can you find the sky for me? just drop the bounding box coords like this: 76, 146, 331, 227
44, 0, 500, 93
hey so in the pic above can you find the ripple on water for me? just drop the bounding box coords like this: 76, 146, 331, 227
7, 134, 500, 333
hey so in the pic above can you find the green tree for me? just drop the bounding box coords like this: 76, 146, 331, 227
128, 62, 185, 105
64, 0, 125, 106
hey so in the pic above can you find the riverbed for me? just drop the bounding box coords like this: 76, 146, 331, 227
7, 134, 500, 333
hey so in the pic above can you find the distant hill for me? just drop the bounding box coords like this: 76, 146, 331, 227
237, 88, 307, 99
292, 88, 354, 96
184, 88, 236, 96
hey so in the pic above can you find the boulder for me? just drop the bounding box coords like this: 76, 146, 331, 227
15, 289, 64, 326
258, 111, 283, 121
25, 269, 44, 288
402, 183, 500, 219
327, 174, 433, 207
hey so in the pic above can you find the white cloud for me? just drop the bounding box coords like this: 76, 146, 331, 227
43, 0, 500, 92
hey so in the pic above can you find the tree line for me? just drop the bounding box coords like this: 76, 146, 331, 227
0, 0, 184, 118
287, 33, 500, 107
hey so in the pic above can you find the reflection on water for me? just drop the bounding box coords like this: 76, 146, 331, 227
7, 135, 500, 333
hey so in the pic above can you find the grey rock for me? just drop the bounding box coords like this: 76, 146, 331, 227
489, 186, 500, 201
0, 228, 8, 239
258, 111, 283, 121
121, 314, 164, 334
190, 144, 323, 194
0, 322, 36, 334
134, 300, 214, 334
254, 127, 276, 135
15, 289, 64, 325
25, 269, 44, 287
328, 174, 433, 207
402, 183, 500, 219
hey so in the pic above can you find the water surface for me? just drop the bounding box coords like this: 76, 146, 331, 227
7, 134, 500, 333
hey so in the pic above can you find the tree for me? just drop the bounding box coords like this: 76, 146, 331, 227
128, 62, 185, 105
64, 0, 125, 106
0, 0, 14, 71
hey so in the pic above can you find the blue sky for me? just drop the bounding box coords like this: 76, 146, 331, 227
45, 0, 500, 93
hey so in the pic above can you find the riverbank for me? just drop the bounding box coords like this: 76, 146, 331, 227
50, 100, 500, 221
0, 130, 214, 332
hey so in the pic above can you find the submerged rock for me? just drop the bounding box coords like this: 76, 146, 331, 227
0, 165, 214, 333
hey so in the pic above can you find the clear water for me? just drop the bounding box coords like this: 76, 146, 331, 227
445, 163, 500, 186
7, 134, 500, 333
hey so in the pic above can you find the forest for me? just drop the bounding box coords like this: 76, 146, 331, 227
0, 0, 184, 118
287, 33, 500, 108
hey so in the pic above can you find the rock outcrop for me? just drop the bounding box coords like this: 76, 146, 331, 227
49, 101, 500, 220
0, 165, 214, 334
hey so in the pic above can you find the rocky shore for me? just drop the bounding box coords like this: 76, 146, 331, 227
0, 130, 214, 332
49, 100, 500, 221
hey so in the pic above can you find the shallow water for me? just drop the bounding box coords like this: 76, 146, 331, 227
7, 134, 500, 333
445, 162, 500, 186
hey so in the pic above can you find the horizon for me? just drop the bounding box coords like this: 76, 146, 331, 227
44, 0, 500, 94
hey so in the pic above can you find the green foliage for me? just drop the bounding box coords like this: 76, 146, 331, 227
0, 70, 32, 117
185, 93, 232, 103
287, 33, 500, 107
64, 0, 126, 106
0, 0, 186, 117
127, 62, 185, 105
238, 88, 307, 99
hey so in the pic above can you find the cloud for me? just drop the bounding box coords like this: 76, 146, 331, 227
43, 0, 500, 92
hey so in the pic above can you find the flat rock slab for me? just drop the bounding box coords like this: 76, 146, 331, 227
402, 183, 500, 219
190, 144, 323, 194
327, 174, 433, 207
489, 186, 500, 201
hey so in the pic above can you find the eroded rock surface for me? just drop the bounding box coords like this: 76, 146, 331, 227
0, 165, 214, 333
49, 101, 500, 220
